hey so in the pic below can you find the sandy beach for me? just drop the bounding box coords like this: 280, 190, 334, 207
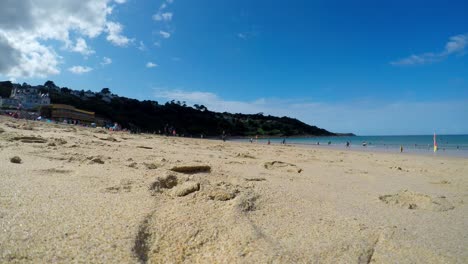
1, 116, 467, 263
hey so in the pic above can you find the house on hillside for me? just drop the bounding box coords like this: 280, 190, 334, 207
0, 97, 20, 109
7, 83, 50, 110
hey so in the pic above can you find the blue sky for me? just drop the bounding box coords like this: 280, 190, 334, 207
0, 0, 467, 135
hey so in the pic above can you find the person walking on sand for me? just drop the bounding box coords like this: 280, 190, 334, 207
400, 145, 404, 153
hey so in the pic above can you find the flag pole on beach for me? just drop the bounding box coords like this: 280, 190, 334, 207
433, 132, 438, 152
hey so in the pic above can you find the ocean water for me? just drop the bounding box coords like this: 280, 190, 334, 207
236, 135, 468, 157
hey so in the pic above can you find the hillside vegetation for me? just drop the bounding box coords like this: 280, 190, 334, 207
1, 81, 335, 137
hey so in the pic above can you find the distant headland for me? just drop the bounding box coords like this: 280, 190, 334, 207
0, 80, 353, 137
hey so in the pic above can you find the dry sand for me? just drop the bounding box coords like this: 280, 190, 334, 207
1, 116, 467, 263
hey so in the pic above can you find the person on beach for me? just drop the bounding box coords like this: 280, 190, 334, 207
267, 139, 271, 145
250, 138, 253, 143
346, 141, 350, 148
400, 145, 404, 153
282, 138, 286, 145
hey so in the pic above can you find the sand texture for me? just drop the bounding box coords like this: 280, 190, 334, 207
1, 116, 467, 263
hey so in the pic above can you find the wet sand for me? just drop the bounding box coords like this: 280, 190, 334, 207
1, 116, 467, 263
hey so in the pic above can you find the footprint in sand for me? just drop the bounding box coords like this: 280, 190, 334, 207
430, 180, 451, 185
207, 182, 240, 201
264, 161, 302, 173
104, 179, 138, 193
11, 136, 47, 143
236, 153, 256, 159
379, 190, 454, 211
133, 183, 267, 263
38, 168, 73, 174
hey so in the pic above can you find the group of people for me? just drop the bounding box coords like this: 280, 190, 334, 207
163, 124, 177, 136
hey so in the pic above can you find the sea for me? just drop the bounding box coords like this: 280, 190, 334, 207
234, 135, 468, 157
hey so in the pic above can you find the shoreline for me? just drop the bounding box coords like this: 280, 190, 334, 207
228, 138, 468, 158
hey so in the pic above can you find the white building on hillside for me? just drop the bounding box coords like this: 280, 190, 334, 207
8, 84, 50, 110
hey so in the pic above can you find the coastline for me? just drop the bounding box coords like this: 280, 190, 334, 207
1, 116, 467, 263
229, 137, 468, 158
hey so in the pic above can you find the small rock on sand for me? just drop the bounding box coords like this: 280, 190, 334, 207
10, 156, 22, 164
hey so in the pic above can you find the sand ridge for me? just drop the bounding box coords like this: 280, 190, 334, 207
1, 116, 467, 263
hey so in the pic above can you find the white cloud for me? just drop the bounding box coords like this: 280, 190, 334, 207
159, 31, 171, 39
101, 57, 112, 66
154, 41, 161, 47
0, 33, 61, 78
158, 0, 173, 11
153, 12, 173, 22
445, 34, 468, 54
70, 38, 95, 55
106, 22, 133, 46
146, 62, 158, 68
152, 0, 175, 43
153, 88, 468, 135
138, 41, 146, 51
237, 33, 246, 39
391, 33, 468, 66
114, 0, 127, 3
68, 65, 93, 74
0, 0, 130, 79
